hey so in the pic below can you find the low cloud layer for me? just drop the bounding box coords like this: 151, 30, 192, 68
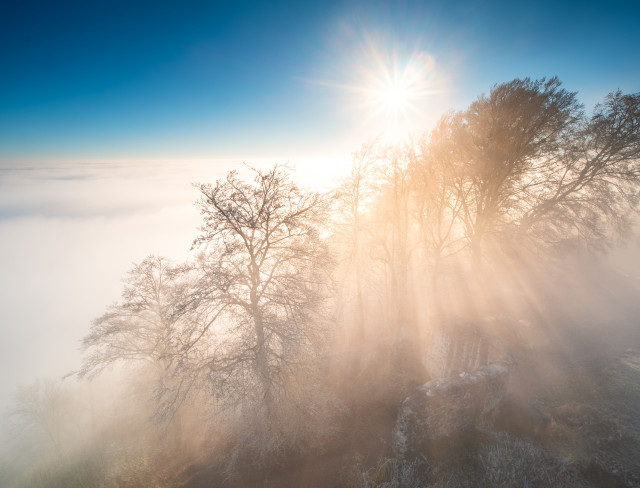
0, 157, 347, 431
0, 160, 227, 421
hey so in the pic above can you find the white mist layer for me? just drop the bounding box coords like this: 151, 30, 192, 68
0, 157, 348, 430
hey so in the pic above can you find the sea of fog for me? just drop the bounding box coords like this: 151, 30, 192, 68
0, 158, 346, 430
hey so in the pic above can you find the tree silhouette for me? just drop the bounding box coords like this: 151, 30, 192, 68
80, 256, 192, 379
191, 165, 333, 412
417, 78, 640, 259
519, 89, 640, 246
81, 166, 334, 419
334, 143, 377, 341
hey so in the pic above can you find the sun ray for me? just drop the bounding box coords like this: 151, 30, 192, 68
301, 39, 446, 143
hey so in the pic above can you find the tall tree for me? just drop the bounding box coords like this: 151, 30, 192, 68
79, 256, 203, 422
423, 78, 640, 260
453, 77, 583, 260
519, 90, 640, 246
191, 165, 333, 411
410, 120, 468, 283
334, 143, 376, 341
80, 256, 192, 379
364, 144, 430, 385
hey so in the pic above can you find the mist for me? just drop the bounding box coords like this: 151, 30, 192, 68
0, 158, 345, 417
2, 80, 640, 488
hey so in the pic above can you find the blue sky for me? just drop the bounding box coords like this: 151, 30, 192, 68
1, 0, 639, 163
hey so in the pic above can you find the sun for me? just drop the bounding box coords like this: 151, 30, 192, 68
375, 79, 412, 113
357, 52, 438, 141
309, 45, 440, 142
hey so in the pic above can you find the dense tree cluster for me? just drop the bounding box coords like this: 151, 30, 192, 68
80, 76, 640, 436
332, 78, 640, 380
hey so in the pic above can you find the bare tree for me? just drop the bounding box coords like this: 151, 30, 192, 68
334, 143, 377, 340
191, 165, 333, 412
371, 144, 419, 333
519, 90, 640, 246
79, 256, 195, 373
79, 256, 205, 423
450, 77, 583, 260
8, 380, 71, 455
410, 120, 468, 283
350, 143, 434, 387
79, 166, 334, 439
423, 78, 640, 259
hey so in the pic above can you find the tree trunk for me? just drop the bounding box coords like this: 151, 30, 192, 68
253, 311, 273, 409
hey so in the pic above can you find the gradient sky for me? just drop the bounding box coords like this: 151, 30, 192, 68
1, 0, 640, 427
1, 0, 639, 163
